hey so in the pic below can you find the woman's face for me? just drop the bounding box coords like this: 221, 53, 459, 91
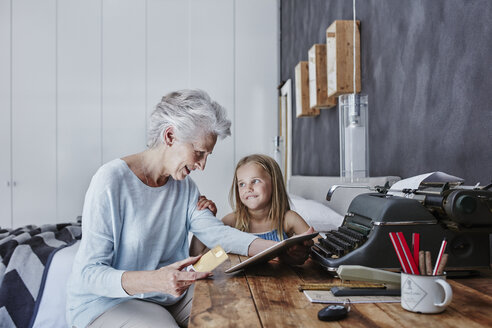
168, 133, 217, 180
236, 162, 272, 212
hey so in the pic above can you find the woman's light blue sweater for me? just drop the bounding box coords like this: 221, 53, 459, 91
66, 159, 257, 327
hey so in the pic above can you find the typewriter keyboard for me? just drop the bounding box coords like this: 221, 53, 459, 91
313, 224, 370, 259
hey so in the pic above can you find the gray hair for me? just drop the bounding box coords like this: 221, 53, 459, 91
147, 89, 231, 148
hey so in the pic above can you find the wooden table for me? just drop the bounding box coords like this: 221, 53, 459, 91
189, 255, 492, 327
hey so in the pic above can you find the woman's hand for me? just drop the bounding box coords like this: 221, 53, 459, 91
279, 227, 316, 266
197, 195, 217, 216
154, 256, 212, 297
122, 256, 211, 297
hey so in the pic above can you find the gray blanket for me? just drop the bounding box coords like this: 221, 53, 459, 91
0, 222, 81, 328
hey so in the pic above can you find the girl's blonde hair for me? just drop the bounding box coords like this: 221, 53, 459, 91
229, 154, 290, 240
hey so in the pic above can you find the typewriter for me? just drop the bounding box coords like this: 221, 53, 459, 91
311, 179, 492, 272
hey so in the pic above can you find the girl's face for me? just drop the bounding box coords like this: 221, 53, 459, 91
236, 162, 272, 211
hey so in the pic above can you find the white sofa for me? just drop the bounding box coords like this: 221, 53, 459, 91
288, 175, 401, 232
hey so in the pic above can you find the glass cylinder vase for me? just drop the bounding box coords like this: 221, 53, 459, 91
271, 136, 284, 174
339, 94, 369, 182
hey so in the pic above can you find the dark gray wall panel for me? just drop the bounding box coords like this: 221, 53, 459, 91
281, 0, 492, 184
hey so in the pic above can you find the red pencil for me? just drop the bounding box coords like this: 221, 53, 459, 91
389, 232, 410, 273
396, 232, 420, 275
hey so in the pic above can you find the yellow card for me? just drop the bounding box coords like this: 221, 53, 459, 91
192, 245, 228, 272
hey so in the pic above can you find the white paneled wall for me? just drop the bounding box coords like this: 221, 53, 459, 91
188, 0, 235, 216
0, 0, 12, 228
102, 0, 147, 162
57, 0, 102, 223
235, 0, 279, 160
12, 0, 57, 227
0, 0, 278, 228
146, 0, 189, 112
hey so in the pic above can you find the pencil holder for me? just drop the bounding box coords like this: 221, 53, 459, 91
400, 273, 453, 314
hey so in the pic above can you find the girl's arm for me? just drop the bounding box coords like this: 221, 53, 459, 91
221, 213, 282, 257
196, 195, 217, 215
284, 210, 312, 236
280, 211, 317, 265
221, 212, 237, 227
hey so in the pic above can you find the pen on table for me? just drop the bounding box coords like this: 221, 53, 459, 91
432, 238, 448, 276
298, 282, 385, 291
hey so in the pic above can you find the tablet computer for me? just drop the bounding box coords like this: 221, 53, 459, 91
224, 232, 319, 273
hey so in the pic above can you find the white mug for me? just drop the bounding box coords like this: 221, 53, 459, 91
401, 273, 453, 314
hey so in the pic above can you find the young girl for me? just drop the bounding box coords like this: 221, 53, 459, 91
191, 154, 313, 255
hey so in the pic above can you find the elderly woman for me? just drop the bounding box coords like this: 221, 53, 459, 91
66, 90, 311, 328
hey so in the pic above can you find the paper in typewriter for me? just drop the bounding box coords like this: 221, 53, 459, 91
387, 171, 464, 198
303, 290, 400, 304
